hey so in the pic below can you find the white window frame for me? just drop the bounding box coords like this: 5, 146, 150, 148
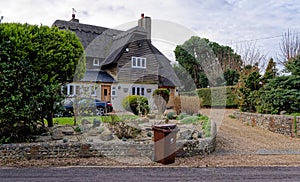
132, 56, 146, 68
131, 86, 145, 96
111, 86, 116, 96
93, 58, 100, 66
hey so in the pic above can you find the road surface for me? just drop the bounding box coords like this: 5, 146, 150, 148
1, 166, 300, 182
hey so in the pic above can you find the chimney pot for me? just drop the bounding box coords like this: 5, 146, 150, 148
141, 13, 144, 18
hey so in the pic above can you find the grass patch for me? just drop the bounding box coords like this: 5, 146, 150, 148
290, 113, 300, 117
52, 115, 139, 125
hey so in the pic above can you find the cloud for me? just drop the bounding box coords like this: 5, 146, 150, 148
1, 0, 300, 59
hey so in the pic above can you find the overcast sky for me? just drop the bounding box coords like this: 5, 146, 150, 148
1, 0, 300, 63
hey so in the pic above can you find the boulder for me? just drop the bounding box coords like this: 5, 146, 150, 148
178, 129, 193, 140
99, 130, 114, 141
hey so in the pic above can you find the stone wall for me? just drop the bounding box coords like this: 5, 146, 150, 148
234, 111, 300, 137
0, 122, 217, 161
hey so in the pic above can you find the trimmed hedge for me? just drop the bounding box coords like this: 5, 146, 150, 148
181, 86, 238, 108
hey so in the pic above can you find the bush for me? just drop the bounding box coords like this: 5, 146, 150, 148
152, 88, 170, 103
181, 116, 200, 124
122, 95, 150, 116
256, 75, 300, 114
202, 119, 211, 137
196, 86, 238, 108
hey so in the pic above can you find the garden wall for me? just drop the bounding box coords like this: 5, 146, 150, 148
234, 111, 300, 137
0, 122, 217, 160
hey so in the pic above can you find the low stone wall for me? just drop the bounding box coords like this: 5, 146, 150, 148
0, 122, 217, 161
234, 111, 300, 137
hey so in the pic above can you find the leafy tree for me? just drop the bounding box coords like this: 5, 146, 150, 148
224, 69, 240, 86
257, 75, 300, 114
285, 55, 300, 76
237, 65, 262, 112
0, 23, 84, 142
261, 58, 277, 84
174, 36, 242, 88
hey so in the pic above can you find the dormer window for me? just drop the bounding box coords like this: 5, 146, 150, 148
132, 57, 146, 68
93, 58, 100, 66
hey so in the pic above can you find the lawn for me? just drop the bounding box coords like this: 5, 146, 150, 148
52, 115, 139, 125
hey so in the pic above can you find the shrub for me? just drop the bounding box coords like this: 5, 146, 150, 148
166, 112, 176, 120
152, 88, 170, 103
181, 116, 200, 124
202, 119, 211, 137
111, 121, 141, 139
177, 113, 189, 120
196, 86, 238, 108
122, 95, 150, 116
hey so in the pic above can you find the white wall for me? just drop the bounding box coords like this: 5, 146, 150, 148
111, 83, 158, 111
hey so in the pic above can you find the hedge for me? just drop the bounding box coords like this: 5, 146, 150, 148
181, 86, 238, 108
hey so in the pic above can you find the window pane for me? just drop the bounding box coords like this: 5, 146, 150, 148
132, 57, 136, 67
132, 87, 135, 95
69, 85, 74, 95
142, 59, 145, 68
137, 58, 141, 67
137, 87, 140, 95
141, 88, 144, 95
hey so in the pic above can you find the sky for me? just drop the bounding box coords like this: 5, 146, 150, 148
1, 0, 300, 66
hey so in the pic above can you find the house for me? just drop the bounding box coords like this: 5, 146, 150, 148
53, 13, 181, 111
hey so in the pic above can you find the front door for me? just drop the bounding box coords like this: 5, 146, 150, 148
101, 85, 111, 101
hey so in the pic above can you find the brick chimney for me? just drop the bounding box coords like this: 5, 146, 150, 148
70, 8, 79, 23
138, 13, 151, 40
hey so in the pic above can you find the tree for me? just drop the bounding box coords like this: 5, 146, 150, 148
285, 55, 300, 76
257, 75, 300, 114
261, 58, 277, 84
0, 23, 84, 142
224, 69, 240, 86
174, 36, 242, 88
236, 42, 268, 72
237, 65, 262, 112
278, 29, 300, 65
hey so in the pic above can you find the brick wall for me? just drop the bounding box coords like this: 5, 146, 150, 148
234, 111, 300, 137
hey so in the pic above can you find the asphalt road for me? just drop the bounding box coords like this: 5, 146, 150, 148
1, 166, 300, 182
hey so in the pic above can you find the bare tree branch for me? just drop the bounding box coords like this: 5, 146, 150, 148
278, 29, 300, 65
235, 41, 268, 72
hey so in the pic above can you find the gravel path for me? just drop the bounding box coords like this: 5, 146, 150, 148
2, 109, 300, 168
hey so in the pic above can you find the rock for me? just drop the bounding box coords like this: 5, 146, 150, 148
35, 135, 52, 142
178, 129, 193, 140
99, 130, 114, 141
81, 119, 91, 125
93, 119, 101, 127
147, 114, 155, 119
62, 130, 74, 135
280, 111, 287, 115
51, 131, 63, 140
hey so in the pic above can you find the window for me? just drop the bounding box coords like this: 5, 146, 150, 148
91, 86, 97, 96
131, 86, 145, 96
132, 57, 146, 68
111, 86, 116, 96
93, 58, 100, 66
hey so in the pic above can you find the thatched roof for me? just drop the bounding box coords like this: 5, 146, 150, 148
52, 19, 180, 87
